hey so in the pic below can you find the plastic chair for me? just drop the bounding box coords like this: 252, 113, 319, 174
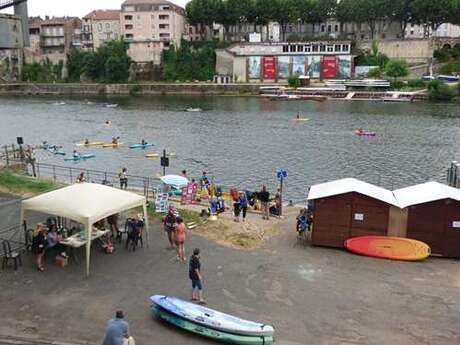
2, 240, 22, 270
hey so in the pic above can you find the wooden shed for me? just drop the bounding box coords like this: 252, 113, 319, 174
307, 178, 399, 248
393, 182, 460, 258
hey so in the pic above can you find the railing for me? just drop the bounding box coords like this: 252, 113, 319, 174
34, 162, 161, 198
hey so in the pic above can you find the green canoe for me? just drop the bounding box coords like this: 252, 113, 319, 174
153, 307, 274, 345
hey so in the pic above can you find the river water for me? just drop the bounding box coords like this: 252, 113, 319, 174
0, 95, 459, 201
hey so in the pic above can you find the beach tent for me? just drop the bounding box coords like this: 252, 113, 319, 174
20, 183, 149, 277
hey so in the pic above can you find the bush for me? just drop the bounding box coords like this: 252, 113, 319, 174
21, 60, 63, 82
129, 83, 142, 96
406, 79, 426, 88
385, 59, 409, 81
367, 67, 382, 78
434, 48, 451, 62
437, 63, 454, 75
390, 80, 405, 90
427, 80, 456, 101
288, 76, 301, 88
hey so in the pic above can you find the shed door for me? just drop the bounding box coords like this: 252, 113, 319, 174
442, 200, 460, 258
350, 193, 389, 238
312, 194, 352, 248
407, 200, 445, 255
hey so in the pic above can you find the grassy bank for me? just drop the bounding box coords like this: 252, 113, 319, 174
0, 169, 58, 195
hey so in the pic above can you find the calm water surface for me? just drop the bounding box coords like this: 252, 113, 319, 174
0, 95, 459, 201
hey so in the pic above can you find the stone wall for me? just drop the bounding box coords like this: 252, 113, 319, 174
358, 39, 435, 64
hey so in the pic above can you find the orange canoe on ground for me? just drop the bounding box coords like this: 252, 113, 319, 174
344, 236, 430, 261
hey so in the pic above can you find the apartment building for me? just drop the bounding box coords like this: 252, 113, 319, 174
82, 10, 121, 50
406, 23, 460, 39
120, 0, 186, 64
27, 16, 82, 64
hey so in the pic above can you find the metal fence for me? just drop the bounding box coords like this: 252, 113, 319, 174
34, 162, 160, 198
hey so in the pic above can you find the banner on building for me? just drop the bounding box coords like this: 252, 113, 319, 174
292, 56, 306, 76
337, 56, 352, 79
277, 56, 290, 79
248, 56, 261, 79
321, 55, 337, 79
181, 182, 198, 205
307, 56, 321, 78
262, 56, 276, 80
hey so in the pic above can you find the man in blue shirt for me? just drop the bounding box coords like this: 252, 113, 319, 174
103, 311, 129, 345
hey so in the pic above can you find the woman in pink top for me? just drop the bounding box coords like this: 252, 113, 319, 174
174, 217, 187, 262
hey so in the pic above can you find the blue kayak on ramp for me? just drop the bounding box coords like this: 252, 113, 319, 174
64, 154, 95, 161
129, 143, 155, 149
150, 295, 274, 337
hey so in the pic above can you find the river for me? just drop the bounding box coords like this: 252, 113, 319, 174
0, 95, 459, 201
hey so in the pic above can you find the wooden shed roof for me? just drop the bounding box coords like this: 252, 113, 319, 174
307, 178, 399, 207
393, 181, 460, 208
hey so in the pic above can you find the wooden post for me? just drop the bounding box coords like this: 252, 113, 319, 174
5, 145, 9, 166
53, 165, 56, 181
279, 176, 283, 217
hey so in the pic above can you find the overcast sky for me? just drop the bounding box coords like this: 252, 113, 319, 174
1, 0, 189, 17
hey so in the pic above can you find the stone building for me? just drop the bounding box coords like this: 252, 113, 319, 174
26, 16, 82, 65
0, 13, 24, 81
82, 10, 121, 50
120, 0, 186, 64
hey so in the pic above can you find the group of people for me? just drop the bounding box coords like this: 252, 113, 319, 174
31, 221, 68, 272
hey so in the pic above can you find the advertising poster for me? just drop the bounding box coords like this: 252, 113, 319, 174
262, 56, 276, 80
321, 55, 337, 79
155, 193, 169, 213
307, 56, 321, 78
277, 56, 290, 79
292, 56, 306, 76
337, 56, 352, 79
248, 56, 261, 79
181, 182, 198, 205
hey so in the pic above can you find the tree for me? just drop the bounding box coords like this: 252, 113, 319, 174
309, 0, 337, 34
391, 0, 414, 38
411, 0, 455, 37
384, 59, 409, 81
272, 0, 299, 41
253, 0, 277, 39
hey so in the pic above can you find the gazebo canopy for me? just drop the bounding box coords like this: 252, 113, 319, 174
21, 183, 149, 276
22, 182, 146, 224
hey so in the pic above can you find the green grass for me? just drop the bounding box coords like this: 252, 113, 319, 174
0, 169, 58, 195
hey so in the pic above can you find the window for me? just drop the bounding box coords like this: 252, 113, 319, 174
160, 5, 170, 10
327, 25, 331, 33
334, 24, 339, 32
189, 27, 193, 34
282, 45, 288, 52
312, 44, 318, 52
297, 45, 304, 52
125, 33, 133, 39
98, 23, 103, 32
164, 41, 170, 47
159, 24, 169, 29
125, 24, 133, 30
327, 45, 333, 52
125, 15, 133, 20
321, 25, 325, 32
159, 33, 170, 38
305, 45, 311, 52
320, 44, 326, 52
410, 30, 414, 35
335, 44, 341, 52
342, 44, 349, 52
289, 45, 296, 52
159, 15, 169, 20
106, 23, 110, 30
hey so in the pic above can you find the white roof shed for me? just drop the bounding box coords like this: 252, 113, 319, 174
307, 178, 399, 207
393, 181, 460, 208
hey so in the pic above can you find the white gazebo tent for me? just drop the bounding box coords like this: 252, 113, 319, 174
20, 183, 149, 277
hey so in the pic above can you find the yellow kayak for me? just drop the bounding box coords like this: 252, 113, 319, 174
294, 118, 309, 122
102, 142, 123, 148
76, 141, 104, 147
145, 152, 176, 159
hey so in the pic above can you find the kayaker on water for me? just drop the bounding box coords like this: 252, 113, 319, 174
296, 111, 300, 119
141, 139, 147, 145
73, 150, 80, 158
112, 137, 119, 145
84, 138, 90, 145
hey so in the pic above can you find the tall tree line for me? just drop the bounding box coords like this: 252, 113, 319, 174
186, 0, 460, 40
